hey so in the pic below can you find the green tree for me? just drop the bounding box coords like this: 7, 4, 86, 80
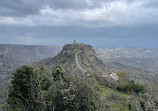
7, 65, 34, 110
7, 65, 102, 111
7, 65, 53, 111
117, 71, 129, 86
117, 81, 145, 94
44, 65, 102, 111
30, 64, 53, 110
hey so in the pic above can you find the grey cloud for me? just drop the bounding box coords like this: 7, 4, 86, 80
46, 0, 88, 9
143, 0, 158, 8
0, 0, 90, 17
0, 0, 158, 48
0, 0, 158, 28
0, 0, 158, 17
0, 0, 143, 17
0, 0, 43, 16
0, 24, 158, 39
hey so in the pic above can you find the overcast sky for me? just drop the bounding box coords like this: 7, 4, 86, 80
0, 0, 158, 48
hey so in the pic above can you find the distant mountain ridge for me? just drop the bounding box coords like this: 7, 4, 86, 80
96, 47, 158, 58
0, 44, 62, 79
96, 47, 158, 72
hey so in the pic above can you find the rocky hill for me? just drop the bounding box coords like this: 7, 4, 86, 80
38, 43, 113, 78
39, 43, 158, 92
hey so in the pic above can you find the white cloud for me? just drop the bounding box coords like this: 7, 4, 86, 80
86, 0, 94, 6
0, 17, 33, 25
34, 0, 158, 27
1, 0, 158, 27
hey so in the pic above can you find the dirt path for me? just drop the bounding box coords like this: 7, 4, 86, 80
75, 51, 87, 74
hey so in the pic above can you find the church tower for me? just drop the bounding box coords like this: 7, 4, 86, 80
74, 39, 76, 44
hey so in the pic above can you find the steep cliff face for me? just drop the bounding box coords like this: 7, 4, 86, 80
41, 43, 95, 66
62, 43, 95, 56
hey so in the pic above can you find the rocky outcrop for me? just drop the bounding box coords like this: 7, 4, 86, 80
62, 43, 95, 56
39, 43, 112, 78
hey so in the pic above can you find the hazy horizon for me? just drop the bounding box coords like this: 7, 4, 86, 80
1, 42, 158, 49
0, 0, 158, 48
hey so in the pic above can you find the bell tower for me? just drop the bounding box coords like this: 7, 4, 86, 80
74, 39, 76, 44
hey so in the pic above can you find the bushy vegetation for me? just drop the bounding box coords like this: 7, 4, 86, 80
5, 65, 102, 111
3, 65, 158, 111
116, 71, 145, 94
117, 71, 129, 86
117, 81, 145, 94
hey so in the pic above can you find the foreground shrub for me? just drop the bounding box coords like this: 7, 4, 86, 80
6, 65, 102, 111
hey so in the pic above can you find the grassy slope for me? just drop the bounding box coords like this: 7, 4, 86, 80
92, 82, 137, 111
